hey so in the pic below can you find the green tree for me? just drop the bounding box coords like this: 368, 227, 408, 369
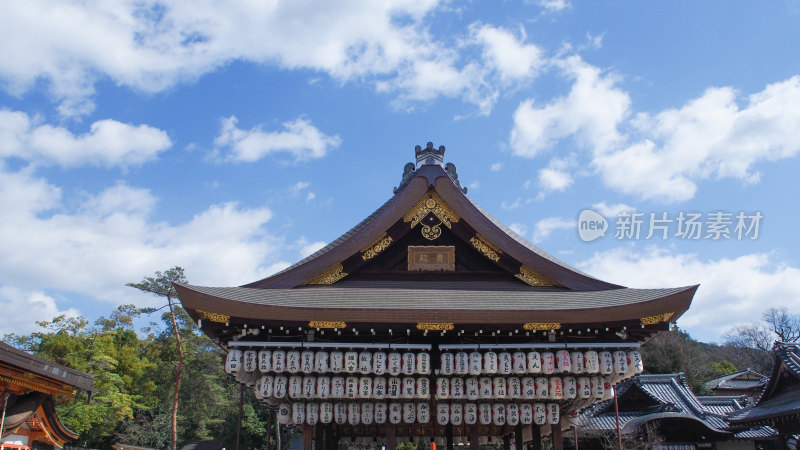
127, 266, 188, 450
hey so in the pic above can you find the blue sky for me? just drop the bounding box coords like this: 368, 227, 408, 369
1, 0, 799, 343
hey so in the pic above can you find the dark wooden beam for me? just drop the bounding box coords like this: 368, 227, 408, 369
529, 425, 542, 450
446, 422, 454, 450
470, 423, 480, 450
551, 425, 563, 450
302, 423, 313, 450
386, 423, 397, 450
515, 424, 523, 450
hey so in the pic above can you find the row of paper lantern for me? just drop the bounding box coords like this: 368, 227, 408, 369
276, 402, 561, 427
226, 349, 643, 377
253, 374, 619, 401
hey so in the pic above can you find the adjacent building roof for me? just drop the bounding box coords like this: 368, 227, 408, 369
0, 342, 95, 395
728, 342, 800, 433
704, 368, 767, 394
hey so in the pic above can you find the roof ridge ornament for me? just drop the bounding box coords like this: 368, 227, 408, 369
415, 142, 445, 167
394, 142, 468, 194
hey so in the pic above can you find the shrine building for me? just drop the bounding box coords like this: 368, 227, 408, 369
174, 143, 698, 450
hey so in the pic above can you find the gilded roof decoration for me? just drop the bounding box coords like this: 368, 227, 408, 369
403, 191, 459, 230
304, 264, 348, 285
360, 232, 394, 261
515, 265, 554, 287
640, 312, 674, 326
470, 234, 501, 262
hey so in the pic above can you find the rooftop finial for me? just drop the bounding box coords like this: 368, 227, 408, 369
415, 142, 445, 168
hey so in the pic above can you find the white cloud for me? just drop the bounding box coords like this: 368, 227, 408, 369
532, 216, 575, 242
590, 201, 637, 218
215, 116, 341, 162
471, 24, 544, 83
296, 237, 328, 259
578, 247, 800, 342
0, 164, 286, 313
534, 0, 571, 12
538, 168, 572, 192
490, 162, 503, 172
0, 109, 171, 168
509, 222, 528, 237
594, 76, 800, 203
510, 55, 630, 158
0, 286, 82, 337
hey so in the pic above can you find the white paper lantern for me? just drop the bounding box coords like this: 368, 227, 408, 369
254, 377, 264, 400
306, 402, 319, 425
361, 402, 374, 425
389, 402, 402, 424
277, 403, 291, 424
507, 377, 522, 398
358, 351, 372, 375
314, 351, 329, 373
522, 377, 536, 399
243, 350, 257, 373
345, 376, 358, 399
498, 352, 512, 375
479, 377, 493, 399
331, 376, 345, 398
520, 403, 533, 425
416, 377, 430, 399
493, 377, 506, 399
292, 402, 305, 425
259, 375, 273, 398
598, 351, 613, 375
546, 403, 559, 425
225, 349, 242, 374
374, 402, 387, 424
344, 351, 358, 373
403, 402, 416, 424
450, 403, 463, 426
492, 403, 506, 426
555, 350, 571, 373
317, 376, 330, 399
602, 379, 615, 401
287, 350, 301, 373
273, 376, 288, 398
466, 377, 480, 400
484, 351, 498, 374
387, 377, 401, 399
455, 352, 469, 375
329, 351, 344, 373
258, 350, 272, 373
437, 403, 450, 425
403, 377, 416, 399
388, 352, 402, 375
417, 402, 430, 424
563, 376, 577, 399
373, 376, 387, 399
288, 376, 303, 399
440, 352, 455, 375
272, 350, 286, 373
584, 350, 599, 374
549, 377, 563, 400
373, 351, 387, 375
417, 352, 431, 375
348, 402, 360, 425
469, 352, 482, 375
300, 350, 314, 374
303, 376, 316, 399
436, 377, 450, 400
511, 352, 526, 374
320, 402, 333, 424
402, 352, 416, 375
450, 377, 464, 399
359, 377, 372, 399
506, 403, 520, 426
577, 377, 591, 399
533, 403, 546, 425
570, 352, 585, 374
475, 403, 489, 425
591, 376, 604, 399
627, 350, 643, 374
464, 403, 478, 424
535, 377, 549, 399
527, 351, 542, 373
335, 402, 347, 424
613, 351, 628, 375
541, 352, 555, 374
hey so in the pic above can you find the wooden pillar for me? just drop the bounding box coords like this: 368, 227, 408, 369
529, 425, 542, 450
514, 424, 523, 450
302, 423, 314, 450
314, 422, 325, 450
502, 428, 511, 450
386, 423, 397, 450
446, 422, 454, 450
551, 425, 563, 450
469, 423, 480, 450
325, 424, 338, 450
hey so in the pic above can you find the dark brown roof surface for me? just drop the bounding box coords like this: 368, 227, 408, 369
176, 283, 695, 325
0, 342, 95, 392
